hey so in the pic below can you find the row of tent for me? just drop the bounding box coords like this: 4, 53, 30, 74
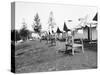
56, 13, 97, 41
56, 22, 70, 33
56, 13, 97, 33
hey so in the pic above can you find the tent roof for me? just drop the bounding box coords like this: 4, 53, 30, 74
56, 27, 62, 33
83, 25, 89, 29
93, 13, 98, 21
63, 22, 70, 32
83, 25, 96, 29
52, 30, 54, 33
74, 24, 84, 30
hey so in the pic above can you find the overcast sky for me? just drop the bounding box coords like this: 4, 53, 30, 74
15, 2, 97, 31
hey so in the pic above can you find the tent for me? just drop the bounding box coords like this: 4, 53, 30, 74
63, 22, 70, 32
93, 13, 98, 21
88, 13, 98, 41
83, 25, 97, 41
56, 27, 62, 33
83, 25, 90, 40
80, 13, 98, 41
56, 27, 62, 39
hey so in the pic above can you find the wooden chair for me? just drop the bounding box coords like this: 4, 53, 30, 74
65, 31, 84, 55
71, 35, 84, 55
72, 31, 84, 55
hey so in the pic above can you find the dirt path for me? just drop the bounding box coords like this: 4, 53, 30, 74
15, 40, 97, 73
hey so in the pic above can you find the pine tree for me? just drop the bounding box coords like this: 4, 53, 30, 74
32, 13, 41, 33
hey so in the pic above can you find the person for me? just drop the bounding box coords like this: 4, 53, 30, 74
45, 31, 50, 44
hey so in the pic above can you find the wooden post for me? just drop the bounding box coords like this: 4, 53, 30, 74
72, 31, 74, 55
81, 38, 84, 53
90, 23, 92, 41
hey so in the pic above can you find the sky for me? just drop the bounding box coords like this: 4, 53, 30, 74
15, 2, 97, 32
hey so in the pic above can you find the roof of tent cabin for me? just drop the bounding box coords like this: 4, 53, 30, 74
56, 27, 62, 33
63, 22, 71, 32
93, 13, 98, 21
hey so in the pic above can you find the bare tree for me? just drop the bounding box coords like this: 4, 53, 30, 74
48, 11, 56, 32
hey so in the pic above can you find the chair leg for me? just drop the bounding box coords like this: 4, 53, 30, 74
82, 46, 84, 54
81, 39, 84, 54
72, 47, 74, 55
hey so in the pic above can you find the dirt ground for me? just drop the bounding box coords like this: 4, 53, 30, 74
15, 40, 97, 73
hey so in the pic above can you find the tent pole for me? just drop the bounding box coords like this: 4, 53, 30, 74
90, 23, 92, 42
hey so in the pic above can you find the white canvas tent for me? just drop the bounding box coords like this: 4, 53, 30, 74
79, 13, 98, 41
83, 13, 97, 41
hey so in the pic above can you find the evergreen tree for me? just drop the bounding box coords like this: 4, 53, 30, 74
20, 21, 29, 41
32, 13, 41, 33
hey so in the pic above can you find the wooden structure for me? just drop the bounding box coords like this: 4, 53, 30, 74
71, 31, 84, 55
65, 30, 84, 55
